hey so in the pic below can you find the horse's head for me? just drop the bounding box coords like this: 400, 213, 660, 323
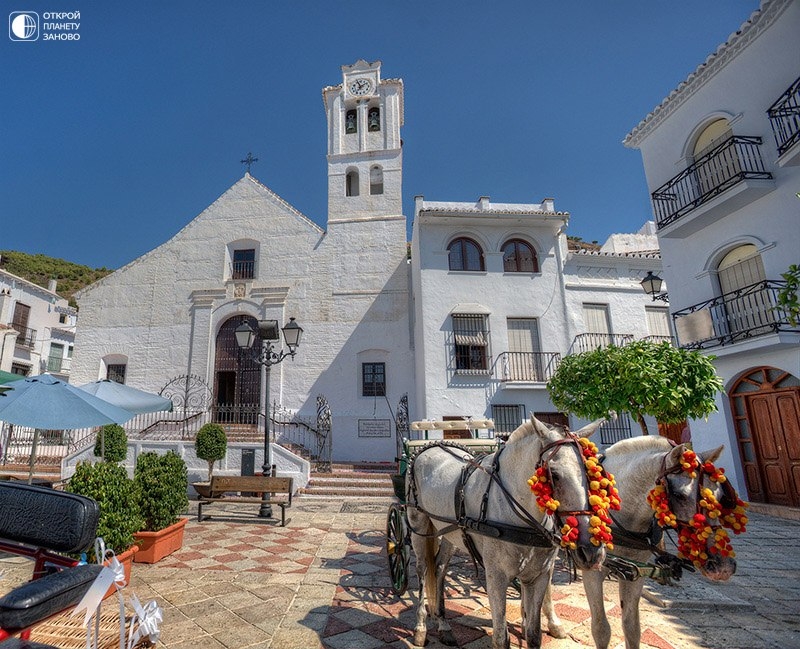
653, 443, 744, 582
521, 416, 615, 571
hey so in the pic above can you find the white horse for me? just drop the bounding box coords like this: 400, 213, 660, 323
581, 436, 741, 649
406, 416, 608, 649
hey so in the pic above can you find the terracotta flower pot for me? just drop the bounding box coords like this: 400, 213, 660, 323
133, 517, 188, 564
104, 544, 138, 600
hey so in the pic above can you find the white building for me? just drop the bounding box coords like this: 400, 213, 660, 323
72, 60, 412, 464
624, 0, 800, 506
0, 268, 76, 380
410, 197, 666, 443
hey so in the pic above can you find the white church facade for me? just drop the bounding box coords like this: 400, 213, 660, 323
72, 60, 666, 465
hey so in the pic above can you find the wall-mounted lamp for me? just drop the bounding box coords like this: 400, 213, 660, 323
641, 271, 669, 303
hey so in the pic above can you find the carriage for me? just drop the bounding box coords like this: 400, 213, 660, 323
385, 417, 500, 595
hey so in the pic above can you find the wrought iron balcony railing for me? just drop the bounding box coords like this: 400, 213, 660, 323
45, 356, 72, 374
231, 260, 255, 279
569, 333, 634, 355
651, 136, 772, 229
11, 324, 36, 349
672, 280, 799, 350
497, 351, 561, 383
768, 75, 800, 156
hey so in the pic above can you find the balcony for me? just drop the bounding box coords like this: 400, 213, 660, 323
497, 351, 561, 383
651, 136, 772, 233
231, 259, 255, 280
11, 324, 36, 349
672, 280, 799, 350
569, 333, 634, 355
45, 356, 72, 375
768, 75, 800, 165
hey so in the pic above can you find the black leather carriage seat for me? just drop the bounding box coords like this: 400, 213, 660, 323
0, 563, 103, 632
0, 482, 102, 634
0, 482, 99, 554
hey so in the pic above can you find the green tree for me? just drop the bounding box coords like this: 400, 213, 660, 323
547, 341, 724, 436
776, 264, 800, 327
195, 423, 228, 481
93, 424, 128, 463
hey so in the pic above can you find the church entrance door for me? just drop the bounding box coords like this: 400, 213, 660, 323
213, 315, 261, 425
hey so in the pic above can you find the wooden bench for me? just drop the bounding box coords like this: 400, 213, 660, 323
197, 476, 293, 526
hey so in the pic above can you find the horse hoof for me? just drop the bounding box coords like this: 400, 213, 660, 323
439, 629, 458, 646
548, 624, 567, 639
413, 630, 428, 647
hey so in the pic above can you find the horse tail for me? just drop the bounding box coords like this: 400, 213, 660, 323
422, 530, 439, 607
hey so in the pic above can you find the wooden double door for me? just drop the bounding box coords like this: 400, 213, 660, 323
732, 367, 800, 508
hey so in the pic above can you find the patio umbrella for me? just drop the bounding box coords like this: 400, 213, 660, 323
0, 370, 25, 385
79, 379, 174, 415
0, 374, 134, 429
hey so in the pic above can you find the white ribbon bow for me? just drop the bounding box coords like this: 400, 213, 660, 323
70, 537, 128, 628
127, 594, 163, 648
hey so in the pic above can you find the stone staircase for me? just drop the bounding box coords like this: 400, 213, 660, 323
299, 461, 398, 499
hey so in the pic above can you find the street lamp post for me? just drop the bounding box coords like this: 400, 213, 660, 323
640, 271, 670, 303
234, 317, 303, 518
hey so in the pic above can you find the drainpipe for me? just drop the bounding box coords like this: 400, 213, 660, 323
554, 222, 572, 353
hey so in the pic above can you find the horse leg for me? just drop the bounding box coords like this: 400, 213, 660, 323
484, 567, 511, 649
432, 540, 457, 646
519, 570, 551, 649
408, 509, 438, 647
540, 579, 567, 638
618, 577, 645, 649
581, 569, 611, 649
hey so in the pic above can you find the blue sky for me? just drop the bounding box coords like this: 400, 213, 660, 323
1, 1, 757, 269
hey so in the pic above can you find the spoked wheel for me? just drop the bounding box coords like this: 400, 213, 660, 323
386, 502, 410, 595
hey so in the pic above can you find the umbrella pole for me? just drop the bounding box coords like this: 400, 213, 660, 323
28, 429, 40, 485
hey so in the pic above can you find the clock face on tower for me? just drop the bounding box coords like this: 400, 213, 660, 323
348, 78, 373, 96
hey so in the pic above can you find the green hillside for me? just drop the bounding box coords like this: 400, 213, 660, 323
0, 250, 113, 306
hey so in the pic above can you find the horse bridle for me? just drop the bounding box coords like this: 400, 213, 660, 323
535, 432, 598, 522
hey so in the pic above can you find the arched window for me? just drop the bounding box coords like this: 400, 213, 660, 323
448, 237, 484, 271
501, 239, 538, 273
369, 165, 383, 195
346, 169, 359, 197
368, 106, 380, 132
693, 118, 739, 196
717, 244, 769, 337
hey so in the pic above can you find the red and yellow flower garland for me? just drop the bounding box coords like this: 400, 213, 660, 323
527, 437, 621, 550
647, 450, 748, 569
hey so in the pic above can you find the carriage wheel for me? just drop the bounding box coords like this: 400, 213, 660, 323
386, 502, 410, 595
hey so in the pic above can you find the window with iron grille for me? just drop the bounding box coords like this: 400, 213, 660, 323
232, 249, 255, 279
106, 364, 126, 384
452, 313, 490, 372
492, 404, 525, 434
362, 362, 386, 397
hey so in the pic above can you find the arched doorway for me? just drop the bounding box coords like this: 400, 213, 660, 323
730, 367, 800, 507
213, 315, 262, 424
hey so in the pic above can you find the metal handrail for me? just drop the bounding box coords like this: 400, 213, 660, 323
672, 280, 799, 349
569, 333, 634, 355
767, 75, 800, 156
651, 136, 772, 229
496, 351, 561, 382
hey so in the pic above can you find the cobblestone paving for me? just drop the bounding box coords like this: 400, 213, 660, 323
1, 498, 798, 648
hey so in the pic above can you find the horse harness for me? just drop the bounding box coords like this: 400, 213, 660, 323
406, 436, 593, 569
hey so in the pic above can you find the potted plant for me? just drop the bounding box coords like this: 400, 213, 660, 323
67, 460, 143, 592
94, 423, 128, 463
193, 423, 227, 497
132, 451, 189, 563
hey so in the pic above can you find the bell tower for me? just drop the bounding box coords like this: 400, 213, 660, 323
323, 60, 403, 223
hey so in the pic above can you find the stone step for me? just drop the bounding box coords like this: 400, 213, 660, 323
330, 462, 398, 474
299, 484, 396, 497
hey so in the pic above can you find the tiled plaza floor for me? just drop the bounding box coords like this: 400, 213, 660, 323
1, 498, 799, 648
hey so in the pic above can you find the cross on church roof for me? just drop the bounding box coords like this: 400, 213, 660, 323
240, 152, 259, 173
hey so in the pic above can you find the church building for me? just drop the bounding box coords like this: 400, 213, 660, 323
72, 61, 413, 463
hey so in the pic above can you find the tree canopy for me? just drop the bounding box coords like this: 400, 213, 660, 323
547, 340, 724, 435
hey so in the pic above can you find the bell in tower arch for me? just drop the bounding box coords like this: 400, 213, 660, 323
345, 109, 357, 134
368, 107, 380, 132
